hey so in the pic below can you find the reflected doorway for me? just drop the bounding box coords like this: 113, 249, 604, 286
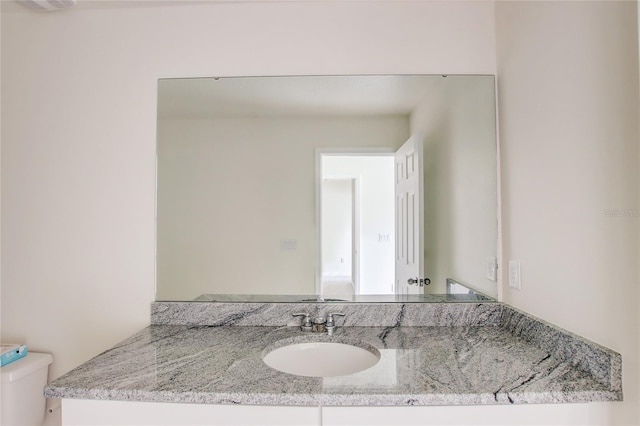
318, 153, 395, 297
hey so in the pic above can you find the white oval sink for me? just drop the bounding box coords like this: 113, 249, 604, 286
263, 342, 380, 377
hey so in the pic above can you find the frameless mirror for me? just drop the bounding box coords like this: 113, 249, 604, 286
156, 75, 498, 302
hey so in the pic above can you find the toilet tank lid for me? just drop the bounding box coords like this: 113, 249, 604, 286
1, 352, 53, 383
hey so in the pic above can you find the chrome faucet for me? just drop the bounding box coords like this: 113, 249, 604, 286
292, 312, 345, 335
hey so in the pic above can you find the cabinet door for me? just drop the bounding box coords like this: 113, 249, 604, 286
321, 405, 598, 426
62, 399, 320, 426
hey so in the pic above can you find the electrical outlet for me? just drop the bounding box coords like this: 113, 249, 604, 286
509, 260, 521, 290
486, 257, 497, 281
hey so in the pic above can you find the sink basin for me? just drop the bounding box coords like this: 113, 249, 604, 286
262, 341, 380, 377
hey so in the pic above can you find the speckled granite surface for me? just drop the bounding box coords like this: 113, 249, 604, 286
500, 306, 622, 397
45, 303, 622, 406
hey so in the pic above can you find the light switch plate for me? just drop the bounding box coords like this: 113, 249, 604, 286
509, 260, 521, 290
280, 240, 297, 251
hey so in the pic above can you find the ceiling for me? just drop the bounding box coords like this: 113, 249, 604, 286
4, 0, 227, 14
157, 75, 446, 118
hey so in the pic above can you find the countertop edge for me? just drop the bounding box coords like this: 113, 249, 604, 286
44, 386, 622, 406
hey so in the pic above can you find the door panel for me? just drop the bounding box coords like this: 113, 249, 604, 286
394, 135, 423, 295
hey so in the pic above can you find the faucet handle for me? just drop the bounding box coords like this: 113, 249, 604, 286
326, 312, 345, 327
292, 313, 313, 330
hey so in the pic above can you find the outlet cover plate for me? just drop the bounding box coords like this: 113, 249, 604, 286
487, 257, 497, 281
509, 260, 521, 290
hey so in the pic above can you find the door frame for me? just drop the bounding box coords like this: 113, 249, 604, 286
315, 148, 394, 295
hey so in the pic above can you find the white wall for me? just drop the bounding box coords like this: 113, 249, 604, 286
1, 0, 497, 379
157, 116, 407, 299
496, 1, 640, 424
321, 179, 354, 279
410, 77, 498, 296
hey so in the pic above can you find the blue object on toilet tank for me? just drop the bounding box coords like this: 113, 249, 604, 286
0, 344, 28, 366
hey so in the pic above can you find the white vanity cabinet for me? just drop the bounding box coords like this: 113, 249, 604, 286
62, 400, 320, 426
62, 400, 603, 426
321, 405, 602, 426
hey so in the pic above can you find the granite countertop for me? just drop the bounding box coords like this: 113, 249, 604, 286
45, 313, 621, 406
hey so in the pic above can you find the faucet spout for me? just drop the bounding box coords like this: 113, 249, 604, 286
312, 317, 326, 333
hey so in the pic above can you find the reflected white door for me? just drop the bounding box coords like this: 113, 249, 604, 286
394, 135, 424, 295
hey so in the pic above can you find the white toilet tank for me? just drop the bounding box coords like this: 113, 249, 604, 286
1, 352, 53, 426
